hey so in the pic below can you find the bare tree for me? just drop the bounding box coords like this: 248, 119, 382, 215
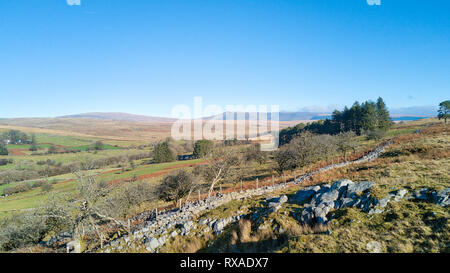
336, 131, 358, 161
157, 170, 195, 205
194, 147, 243, 198
70, 169, 126, 249
316, 134, 337, 162
244, 143, 267, 165
275, 131, 320, 173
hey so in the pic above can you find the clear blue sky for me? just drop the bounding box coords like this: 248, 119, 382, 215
0, 0, 449, 118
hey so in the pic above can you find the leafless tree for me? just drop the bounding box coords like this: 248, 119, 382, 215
194, 147, 243, 198
157, 170, 195, 205
336, 131, 358, 161
69, 168, 127, 249
316, 134, 338, 162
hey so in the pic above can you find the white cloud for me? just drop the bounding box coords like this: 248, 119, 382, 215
298, 104, 343, 113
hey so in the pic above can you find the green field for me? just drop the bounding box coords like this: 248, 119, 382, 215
34, 133, 100, 147
0, 179, 77, 219
0, 118, 443, 223
98, 158, 203, 181
71, 144, 121, 151
0, 148, 146, 171
0, 158, 203, 219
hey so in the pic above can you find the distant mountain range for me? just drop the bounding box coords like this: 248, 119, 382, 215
205, 111, 327, 121
58, 112, 177, 123
56, 109, 435, 123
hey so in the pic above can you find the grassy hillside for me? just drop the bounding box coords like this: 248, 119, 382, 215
159, 120, 449, 253
0, 118, 447, 253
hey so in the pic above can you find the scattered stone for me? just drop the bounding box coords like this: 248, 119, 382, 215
393, 189, 408, 201
433, 188, 450, 207
299, 180, 379, 225
279, 195, 288, 203
292, 186, 321, 203
158, 236, 167, 246
336, 197, 356, 209
412, 188, 429, 200
268, 194, 288, 208
212, 219, 226, 234
66, 240, 81, 253
145, 237, 160, 252
269, 203, 282, 213
368, 208, 384, 215
313, 189, 339, 207
378, 196, 391, 208
366, 241, 382, 253
346, 181, 375, 196
330, 179, 354, 192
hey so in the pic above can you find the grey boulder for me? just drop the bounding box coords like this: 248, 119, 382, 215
346, 181, 375, 196
433, 188, 450, 207
292, 186, 321, 204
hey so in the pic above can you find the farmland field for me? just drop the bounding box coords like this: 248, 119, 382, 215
0, 118, 439, 219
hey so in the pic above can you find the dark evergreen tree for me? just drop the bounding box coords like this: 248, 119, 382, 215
437, 100, 450, 124
278, 97, 391, 144
153, 141, 175, 163
93, 141, 104, 151
0, 143, 8, 155
349, 101, 363, 135
332, 110, 344, 133
279, 123, 306, 145
193, 139, 214, 158
376, 97, 392, 130
361, 101, 378, 132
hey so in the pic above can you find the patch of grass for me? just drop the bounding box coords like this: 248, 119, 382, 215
98, 158, 203, 182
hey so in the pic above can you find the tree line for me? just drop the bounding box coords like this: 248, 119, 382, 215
280, 97, 392, 145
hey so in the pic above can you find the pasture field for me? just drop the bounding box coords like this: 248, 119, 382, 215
0, 118, 445, 224
97, 158, 204, 182
0, 148, 147, 171
0, 158, 203, 219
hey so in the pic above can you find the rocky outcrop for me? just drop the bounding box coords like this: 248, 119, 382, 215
267, 195, 288, 212
291, 186, 321, 204
41, 232, 72, 249
293, 179, 450, 226
408, 188, 450, 207
433, 188, 450, 207
296, 179, 377, 225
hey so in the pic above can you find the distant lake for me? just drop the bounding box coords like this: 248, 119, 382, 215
391, 116, 429, 121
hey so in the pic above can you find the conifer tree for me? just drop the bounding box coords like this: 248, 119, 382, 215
437, 100, 450, 124
153, 141, 175, 163
361, 101, 378, 132
0, 143, 8, 155
376, 97, 392, 130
